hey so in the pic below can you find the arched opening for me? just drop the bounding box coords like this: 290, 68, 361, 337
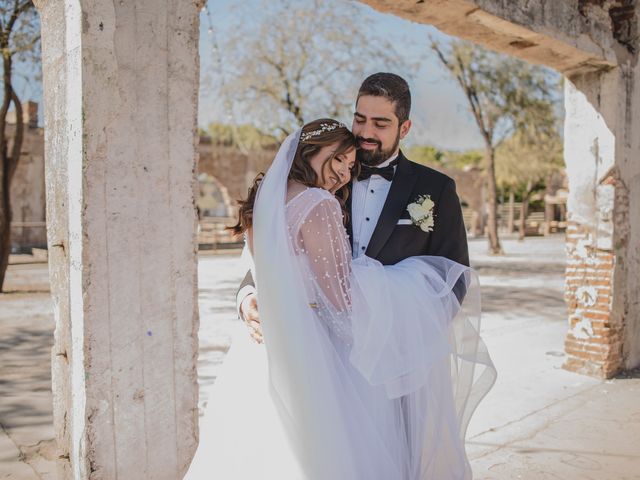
189, 1, 639, 477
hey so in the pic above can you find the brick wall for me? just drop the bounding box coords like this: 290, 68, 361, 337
564, 221, 623, 377
197, 136, 276, 207
8, 122, 46, 252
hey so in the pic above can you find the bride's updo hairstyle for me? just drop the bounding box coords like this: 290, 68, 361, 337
229, 118, 358, 236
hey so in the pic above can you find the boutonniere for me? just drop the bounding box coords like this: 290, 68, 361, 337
407, 195, 435, 232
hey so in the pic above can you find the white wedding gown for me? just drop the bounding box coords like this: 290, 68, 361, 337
185, 132, 496, 480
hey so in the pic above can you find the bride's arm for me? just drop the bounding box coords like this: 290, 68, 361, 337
299, 196, 352, 313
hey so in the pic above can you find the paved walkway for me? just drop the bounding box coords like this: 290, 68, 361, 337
466, 238, 640, 479
1, 235, 638, 479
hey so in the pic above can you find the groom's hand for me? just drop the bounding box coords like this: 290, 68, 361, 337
240, 293, 262, 344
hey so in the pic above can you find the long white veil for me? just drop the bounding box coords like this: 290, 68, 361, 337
253, 130, 496, 479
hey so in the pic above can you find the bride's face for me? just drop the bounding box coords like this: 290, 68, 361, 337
309, 143, 356, 193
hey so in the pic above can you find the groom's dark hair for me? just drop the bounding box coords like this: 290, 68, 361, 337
357, 73, 411, 123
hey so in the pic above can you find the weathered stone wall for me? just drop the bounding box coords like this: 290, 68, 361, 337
435, 165, 485, 235
7, 122, 46, 251
562, 69, 627, 377
197, 137, 276, 207
564, 222, 620, 376
615, 53, 640, 371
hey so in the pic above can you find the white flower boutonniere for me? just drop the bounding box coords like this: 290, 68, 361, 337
407, 194, 435, 232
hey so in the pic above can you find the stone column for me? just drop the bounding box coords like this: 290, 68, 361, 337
620, 58, 640, 373
563, 61, 640, 377
35, 1, 201, 478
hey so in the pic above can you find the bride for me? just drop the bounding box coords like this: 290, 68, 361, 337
185, 119, 496, 479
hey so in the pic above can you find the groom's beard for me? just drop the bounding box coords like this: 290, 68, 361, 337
356, 130, 401, 167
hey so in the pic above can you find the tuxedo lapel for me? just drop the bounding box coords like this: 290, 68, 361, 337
365, 152, 417, 259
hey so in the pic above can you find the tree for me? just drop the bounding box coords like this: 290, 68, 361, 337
407, 144, 483, 170
444, 149, 483, 170
496, 126, 564, 240
0, 1, 40, 292
202, 0, 412, 136
406, 145, 444, 166
205, 123, 278, 150
431, 40, 559, 254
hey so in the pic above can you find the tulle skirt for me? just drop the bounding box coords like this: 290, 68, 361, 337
184, 326, 305, 479
186, 256, 496, 480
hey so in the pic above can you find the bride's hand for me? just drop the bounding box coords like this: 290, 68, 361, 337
241, 293, 262, 344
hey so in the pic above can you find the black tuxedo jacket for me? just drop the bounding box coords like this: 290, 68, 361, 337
238, 151, 469, 297
346, 151, 468, 267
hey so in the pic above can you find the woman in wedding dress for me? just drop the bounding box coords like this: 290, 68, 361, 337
185, 119, 496, 480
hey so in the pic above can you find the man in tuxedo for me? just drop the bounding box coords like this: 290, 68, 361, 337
237, 72, 469, 342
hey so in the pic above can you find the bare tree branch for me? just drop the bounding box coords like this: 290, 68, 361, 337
431, 38, 560, 254
8, 86, 22, 182
205, 0, 411, 135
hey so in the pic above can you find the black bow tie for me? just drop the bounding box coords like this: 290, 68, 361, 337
358, 158, 398, 182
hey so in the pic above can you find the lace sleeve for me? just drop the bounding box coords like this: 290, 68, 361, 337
298, 194, 352, 315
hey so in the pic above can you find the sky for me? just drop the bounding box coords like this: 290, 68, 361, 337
13, 0, 500, 151
198, 0, 487, 151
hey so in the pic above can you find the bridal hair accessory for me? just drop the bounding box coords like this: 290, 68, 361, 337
407, 194, 435, 232
300, 122, 346, 142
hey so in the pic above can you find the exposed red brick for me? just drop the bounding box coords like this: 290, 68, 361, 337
563, 220, 621, 378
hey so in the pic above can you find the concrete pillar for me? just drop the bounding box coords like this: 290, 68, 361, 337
35, 1, 201, 478
563, 62, 640, 377
621, 60, 640, 372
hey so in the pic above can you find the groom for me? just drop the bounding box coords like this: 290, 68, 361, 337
237, 72, 469, 341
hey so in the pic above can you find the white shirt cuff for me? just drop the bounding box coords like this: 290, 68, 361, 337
236, 285, 256, 318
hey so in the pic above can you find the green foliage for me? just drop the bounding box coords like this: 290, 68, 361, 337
496, 125, 564, 193
445, 150, 483, 169
205, 123, 279, 150
406, 145, 482, 170
405, 145, 444, 166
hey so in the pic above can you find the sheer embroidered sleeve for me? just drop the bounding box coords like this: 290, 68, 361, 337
298, 194, 352, 310
292, 190, 353, 342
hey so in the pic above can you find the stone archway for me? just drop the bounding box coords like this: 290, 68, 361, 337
358, 0, 639, 379
196, 173, 233, 218
34, 0, 639, 477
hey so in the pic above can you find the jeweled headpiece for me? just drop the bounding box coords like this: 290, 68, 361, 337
300, 122, 346, 142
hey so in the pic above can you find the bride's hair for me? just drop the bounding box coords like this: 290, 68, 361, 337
229, 118, 358, 236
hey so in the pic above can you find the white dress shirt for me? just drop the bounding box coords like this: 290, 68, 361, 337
351, 153, 399, 258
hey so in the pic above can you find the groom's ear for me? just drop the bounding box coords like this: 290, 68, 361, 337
399, 119, 412, 140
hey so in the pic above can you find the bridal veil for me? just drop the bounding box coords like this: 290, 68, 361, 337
252, 130, 496, 479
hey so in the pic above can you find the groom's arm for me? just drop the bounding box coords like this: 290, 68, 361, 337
236, 270, 263, 343
429, 178, 469, 267
428, 178, 469, 303
236, 241, 257, 318
236, 270, 255, 317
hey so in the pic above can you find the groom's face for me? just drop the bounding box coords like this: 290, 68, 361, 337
352, 95, 411, 166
